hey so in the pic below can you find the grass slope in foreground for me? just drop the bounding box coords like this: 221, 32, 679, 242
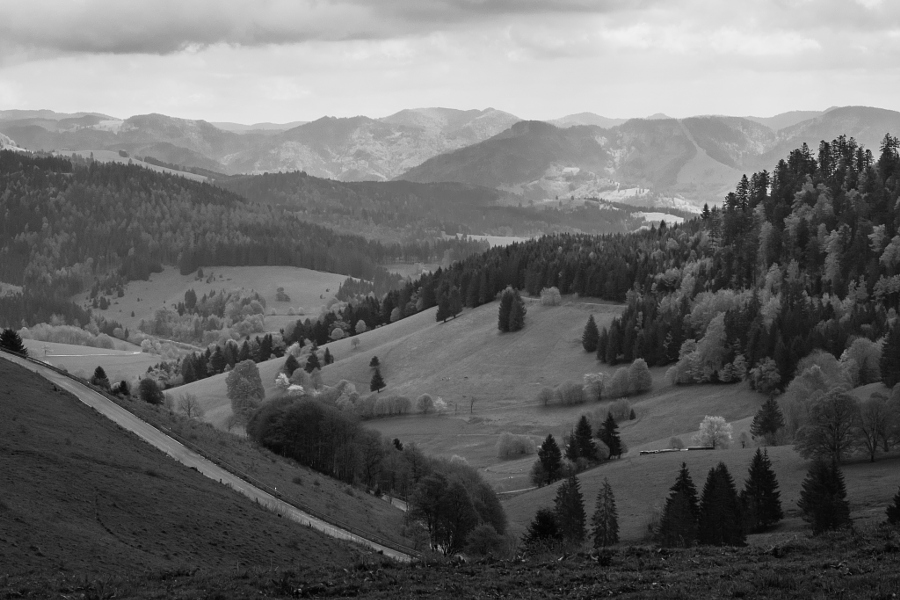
0, 358, 367, 582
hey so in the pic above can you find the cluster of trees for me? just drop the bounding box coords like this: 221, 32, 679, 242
522, 476, 619, 551
530, 413, 624, 486
497, 287, 526, 332
176, 333, 285, 387
0, 151, 399, 326
655, 453, 782, 547
595, 135, 900, 393
245, 394, 505, 554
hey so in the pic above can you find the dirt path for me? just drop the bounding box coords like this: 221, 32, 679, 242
1, 353, 412, 562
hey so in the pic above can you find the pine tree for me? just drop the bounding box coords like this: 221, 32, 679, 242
537, 434, 563, 484
258, 334, 273, 362
554, 475, 586, 544
669, 463, 700, 521
436, 290, 452, 322
0, 328, 27, 356
449, 287, 463, 319
283, 354, 299, 377
887, 486, 900, 525
181, 355, 197, 384
369, 355, 380, 368
564, 432, 580, 463
698, 462, 745, 546
238, 340, 251, 363
881, 321, 900, 388
370, 368, 386, 393
591, 478, 619, 548
582, 315, 599, 352
750, 397, 785, 443
596, 327, 608, 362
210, 346, 226, 374
574, 415, 598, 461
657, 490, 698, 548
740, 449, 783, 532
798, 460, 851, 534
508, 292, 526, 332
498, 287, 513, 332
522, 508, 561, 548
305, 351, 321, 373
598, 413, 623, 459
324, 347, 333, 365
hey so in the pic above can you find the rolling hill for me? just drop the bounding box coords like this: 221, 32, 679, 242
0, 357, 365, 579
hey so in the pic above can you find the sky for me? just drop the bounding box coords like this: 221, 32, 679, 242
1, 0, 898, 124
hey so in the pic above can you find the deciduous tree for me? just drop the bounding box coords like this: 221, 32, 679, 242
794, 389, 859, 463
693, 415, 733, 449
226, 359, 264, 424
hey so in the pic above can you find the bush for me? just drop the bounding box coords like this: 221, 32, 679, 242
138, 378, 164, 405
605, 367, 631, 399
416, 393, 434, 414
496, 433, 536, 459
540, 287, 561, 306
669, 437, 684, 450
536, 386, 555, 406
608, 399, 632, 423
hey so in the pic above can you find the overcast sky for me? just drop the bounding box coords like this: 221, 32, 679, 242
1, 0, 897, 124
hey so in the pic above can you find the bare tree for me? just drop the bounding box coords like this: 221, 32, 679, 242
178, 393, 205, 420
794, 389, 860, 463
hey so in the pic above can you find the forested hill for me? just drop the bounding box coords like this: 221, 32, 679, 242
217, 170, 657, 241
0, 151, 404, 324
388, 133, 900, 390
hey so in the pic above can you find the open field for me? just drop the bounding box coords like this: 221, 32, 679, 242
60, 149, 209, 182
20, 338, 161, 383
74, 265, 349, 333
0, 357, 365, 580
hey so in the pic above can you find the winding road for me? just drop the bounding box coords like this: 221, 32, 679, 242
1, 353, 413, 562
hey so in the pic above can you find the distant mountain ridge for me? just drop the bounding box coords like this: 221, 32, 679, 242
398, 106, 900, 208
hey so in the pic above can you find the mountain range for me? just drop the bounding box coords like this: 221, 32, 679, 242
2, 105, 898, 209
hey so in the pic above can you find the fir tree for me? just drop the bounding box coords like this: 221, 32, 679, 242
698, 462, 745, 546
181, 355, 197, 384
210, 346, 227, 375
564, 432, 580, 463
449, 287, 463, 319
283, 354, 300, 377
591, 478, 619, 548
881, 321, 900, 388
740, 449, 783, 532
436, 290, 452, 322
0, 328, 27, 356
596, 326, 608, 362
887, 486, 900, 526
798, 460, 851, 534
598, 412, 623, 459
508, 292, 526, 332
90, 366, 110, 389
522, 508, 561, 548
537, 434, 563, 484
324, 347, 333, 365
370, 368, 386, 393
669, 462, 700, 521
750, 397, 785, 443
258, 334, 273, 362
238, 340, 251, 363
582, 315, 600, 352
554, 475, 586, 545
574, 415, 598, 461
657, 490, 698, 548
305, 351, 321, 373
498, 287, 513, 332
369, 355, 380, 368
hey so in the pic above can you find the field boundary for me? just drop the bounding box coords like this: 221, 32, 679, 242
0, 347, 420, 561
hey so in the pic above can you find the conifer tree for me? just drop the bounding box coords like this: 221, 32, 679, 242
554, 475, 586, 545
283, 353, 300, 377
370, 368, 386, 393
238, 340, 251, 362
305, 350, 321, 373
537, 434, 563, 484
498, 287, 513, 332
669, 462, 700, 520
508, 292, 526, 332
881, 321, 900, 388
740, 449, 783, 532
181, 355, 197, 384
596, 326, 609, 362
436, 290, 452, 322
798, 460, 851, 534
582, 315, 599, 352
258, 334, 273, 362
369, 355, 380, 368
449, 287, 463, 319
210, 346, 227, 374
591, 478, 619, 548
324, 347, 333, 365
522, 508, 561, 548
90, 366, 110, 389
698, 462, 745, 546
598, 412, 623, 459
657, 490, 698, 548
886, 486, 900, 525
564, 432, 580, 463
750, 397, 785, 443
574, 415, 598, 461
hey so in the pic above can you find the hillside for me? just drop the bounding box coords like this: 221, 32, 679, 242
0, 357, 364, 579
398, 106, 900, 208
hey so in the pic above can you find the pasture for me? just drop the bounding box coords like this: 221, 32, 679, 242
20, 338, 161, 383
74, 265, 349, 333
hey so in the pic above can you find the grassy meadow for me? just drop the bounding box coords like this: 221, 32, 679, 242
21, 338, 161, 383
74, 265, 350, 333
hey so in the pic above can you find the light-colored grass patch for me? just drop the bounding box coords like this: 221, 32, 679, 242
21, 339, 160, 383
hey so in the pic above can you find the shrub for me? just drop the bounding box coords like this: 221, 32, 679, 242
496, 432, 536, 459
669, 437, 685, 450
540, 287, 561, 306
536, 386, 555, 406
628, 358, 653, 394
416, 394, 434, 414
605, 367, 631, 399
608, 399, 632, 423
